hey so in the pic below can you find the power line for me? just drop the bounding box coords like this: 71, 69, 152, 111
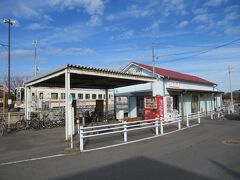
157, 38, 240, 63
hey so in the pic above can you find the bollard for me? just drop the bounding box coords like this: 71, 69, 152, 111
160, 118, 163, 135
8, 112, 11, 128
186, 114, 189, 127
82, 117, 85, 126
70, 134, 73, 149
155, 118, 159, 135
178, 117, 181, 129
79, 126, 84, 152
123, 121, 127, 142
211, 112, 213, 120
198, 112, 201, 124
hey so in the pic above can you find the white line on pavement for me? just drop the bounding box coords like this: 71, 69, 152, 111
0, 154, 65, 167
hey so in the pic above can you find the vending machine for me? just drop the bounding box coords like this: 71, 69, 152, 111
144, 96, 164, 120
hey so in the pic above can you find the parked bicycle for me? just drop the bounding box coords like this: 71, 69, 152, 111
212, 109, 226, 120
15, 116, 39, 130
16, 112, 52, 130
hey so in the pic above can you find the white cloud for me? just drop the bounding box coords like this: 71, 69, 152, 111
177, 20, 189, 28
26, 23, 51, 30
111, 30, 134, 40
193, 14, 210, 23
0, 0, 53, 22
224, 5, 240, 13
48, 0, 105, 15
163, 0, 187, 16
40, 23, 96, 45
224, 26, 240, 35
48, 0, 105, 25
224, 12, 240, 21
192, 8, 208, 15
144, 20, 163, 32
47, 47, 95, 56
192, 13, 215, 32
204, 0, 228, 7
217, 11, 240, 27
0, 49, 34, 61
106, 4, 153, 21
13, 3, 39, 18
12, 49, 33, 56
42, 14, 53, 22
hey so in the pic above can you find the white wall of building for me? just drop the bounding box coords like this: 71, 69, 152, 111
115, 63, 222, 118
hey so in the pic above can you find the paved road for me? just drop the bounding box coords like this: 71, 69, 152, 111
0, 119, 239, 180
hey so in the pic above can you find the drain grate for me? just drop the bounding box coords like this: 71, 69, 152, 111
222, 139, 240, 145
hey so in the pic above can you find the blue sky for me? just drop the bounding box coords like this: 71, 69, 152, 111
0, 0, 239, 91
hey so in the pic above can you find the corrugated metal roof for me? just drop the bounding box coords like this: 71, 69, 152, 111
67, 64, 155, 79
25, 64, 155, 88
130, 62, 216, 86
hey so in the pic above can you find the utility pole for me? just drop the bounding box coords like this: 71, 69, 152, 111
32, 40, 38, 76
3, 18, 15, 111
228, 66, 234, 112
152, 44, 155, 77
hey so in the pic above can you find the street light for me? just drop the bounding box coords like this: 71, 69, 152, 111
3, 18, 15, 111
32, 40, 38, 76
0, 43, 8, 113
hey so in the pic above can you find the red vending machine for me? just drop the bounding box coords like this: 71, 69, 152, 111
144, 96, 164, 120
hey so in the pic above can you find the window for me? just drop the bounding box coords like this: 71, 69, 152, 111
85, 94, 90, 99
78, 93, 83, 99
98, 94, 102, 99
51, 93, 58, 99
92, 94, 96, 99
39, 93, 43, 99
71, 93, 76, 99
103, 94, 105, 99
61, 93, 65, 99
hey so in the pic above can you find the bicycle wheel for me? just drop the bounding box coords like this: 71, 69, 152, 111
16, 120, 26, 130
60, 119, 65, 127
31, 118, 40, 130
0, 125, 4, 136
44, 119, 53, 128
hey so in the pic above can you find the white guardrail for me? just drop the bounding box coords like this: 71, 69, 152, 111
78, 112, 202, 152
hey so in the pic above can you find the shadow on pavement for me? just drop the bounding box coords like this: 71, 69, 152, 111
56, 156, 213, 180
210, 160, 240, 179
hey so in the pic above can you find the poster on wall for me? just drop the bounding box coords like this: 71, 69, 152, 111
166, 96, 173, 114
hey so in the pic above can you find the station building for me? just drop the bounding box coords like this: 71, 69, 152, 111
115, 62, 223, 120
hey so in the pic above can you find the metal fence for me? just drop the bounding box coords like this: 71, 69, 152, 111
78, 112, 202, 152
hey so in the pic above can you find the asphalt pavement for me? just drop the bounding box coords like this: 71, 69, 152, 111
0, 119, 239, 180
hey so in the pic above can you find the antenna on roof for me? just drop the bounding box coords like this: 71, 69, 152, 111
152, 44, 155, 77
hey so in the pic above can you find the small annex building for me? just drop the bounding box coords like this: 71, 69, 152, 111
115, 62, 223, 120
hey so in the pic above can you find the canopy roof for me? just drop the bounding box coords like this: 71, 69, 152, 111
25, 64, 155, 89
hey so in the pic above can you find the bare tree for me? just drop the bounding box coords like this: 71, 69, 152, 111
2, 75, 30, 94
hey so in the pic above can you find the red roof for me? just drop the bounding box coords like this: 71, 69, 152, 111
130, 62, 216, 86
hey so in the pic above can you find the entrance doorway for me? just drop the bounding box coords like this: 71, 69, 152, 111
172, 95, 179, 111
137, 96, 144, 118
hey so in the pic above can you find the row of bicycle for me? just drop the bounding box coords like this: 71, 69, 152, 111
15, 111, 65, 130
